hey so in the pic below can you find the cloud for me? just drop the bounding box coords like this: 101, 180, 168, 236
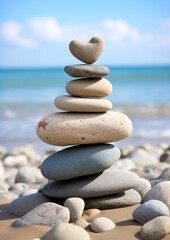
0, 17, 170, 48
28, 17, 62, 41
1, 21, 36, 47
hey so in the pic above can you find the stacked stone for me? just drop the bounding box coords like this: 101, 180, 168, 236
36, 36, 140, 210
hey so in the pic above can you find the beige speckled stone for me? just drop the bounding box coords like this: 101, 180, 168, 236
54, 95, 112, 112
36, 111, 132, 146
82, 209, 101, 220
66, 78, 112, 97
69, 36, 104, 64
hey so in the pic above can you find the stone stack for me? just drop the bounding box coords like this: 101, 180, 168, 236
36, 36, 140, 209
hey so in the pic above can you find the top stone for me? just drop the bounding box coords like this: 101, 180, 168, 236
69, 36, 104, 64
64, 64, 109, 78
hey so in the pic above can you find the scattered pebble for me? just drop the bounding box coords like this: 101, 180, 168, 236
74, 218, 89, 228
15, 166, 43, 184
133, 199, 169, 224
140, 216, 170, 240
64, 197, 85, 222
90, 217, 115, 232
133, 178, 151, 199
82, 208, 101, 220
41, 222, 90, 240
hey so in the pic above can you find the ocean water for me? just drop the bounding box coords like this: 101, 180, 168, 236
0, 66, 170, 151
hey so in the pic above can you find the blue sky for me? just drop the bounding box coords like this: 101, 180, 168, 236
0, 0, 170, 67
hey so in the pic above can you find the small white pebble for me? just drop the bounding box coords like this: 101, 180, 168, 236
90, 217, 115, 232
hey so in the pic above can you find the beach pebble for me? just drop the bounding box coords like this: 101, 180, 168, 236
74, 218, 89, 228
69, 36, 104, 64
13, 202, 70, 227
7, 193, 50, 216
41, 222, 90, 240
64, 64, 109, 78
0, 192, 18, 201
129, 148, 159, 167
140, 216, 170, 240
64, 197, 85, 222
9, 183, 29, 192
42, 169, 140, 199
15, 166, 43, 184
160, 150, 170, 163
158, 167, 170, 180
133, 178, 151, 199
54, 95, 112, 112
0, 183, 8, 193
66, 77, 112, 97
90, 217, 115, 232
3, 155, 28, 168
121, 144, 135, 158
84, 189, 141, 210
19, 189, 37, 197
83, 209, 101, 220
110, 158, 135, 170
0, 161, 4, 179
41, 144, 120, 181
133, 199, 169, 224
36, 111, 132, 146
143, 181, 170, 207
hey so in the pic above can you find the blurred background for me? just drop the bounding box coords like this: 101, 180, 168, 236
0, 0, 170, 152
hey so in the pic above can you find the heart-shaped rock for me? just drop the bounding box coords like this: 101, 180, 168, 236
69, 36, 104, 64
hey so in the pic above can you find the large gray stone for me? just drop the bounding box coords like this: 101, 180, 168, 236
133, 199, 169, 224
64, 64, 109, 78
36, 111, 132, 146
42, 169, 140, 199
13, 202, 70, 227
7, 193, 50, 217
84, 189, 141, 209
41, 144, 120, 181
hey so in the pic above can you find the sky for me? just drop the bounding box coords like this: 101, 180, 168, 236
0, 0, 170, 67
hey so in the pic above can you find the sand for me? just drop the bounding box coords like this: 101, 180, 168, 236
0, 199, 170, 240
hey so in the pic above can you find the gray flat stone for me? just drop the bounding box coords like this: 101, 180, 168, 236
41, 144, 120, 181
64, 64, 109, 78
42, 169, 140, 199
84, 189, 141, 210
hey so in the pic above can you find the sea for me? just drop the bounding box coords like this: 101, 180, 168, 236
0, 65, 170, 152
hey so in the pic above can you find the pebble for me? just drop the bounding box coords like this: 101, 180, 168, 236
13, 202, 70, 227
110, 158, 135, 170
69, 36, 104, 64
90, 217, 115, 232
83, 209, 101, 220
41, 144, 120, 181
143, 181, 170, 207
0, 183, 8, 193
0, 192, 18, 201
0, 161, 4, 179
36, 111, 132, 146
3, 154, 28, 168
42, 169, 139, 199
7, 193, 50, 216
9, 183, 29, 192
15, 166, 43, 184
66, 77, 112, 97
132, 199, 169, 224
0, 145, 7, 159
84, 189, 141, 210
74, 218, 89, 228
54, 95, 112, 112
140, 216, 170, 240
160, 150, 170, 163
19, 189, 37, 197
129, 148, 159, 167
64, 197, 85, 222
41, 222, 90, 240
133, 178, 151, 199
158, 167, 170, 180
64, 64, 109, 78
